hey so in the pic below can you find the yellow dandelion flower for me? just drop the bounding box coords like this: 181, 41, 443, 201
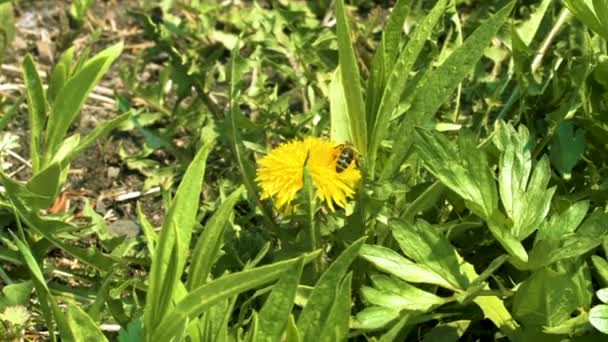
256, 137, 361, 212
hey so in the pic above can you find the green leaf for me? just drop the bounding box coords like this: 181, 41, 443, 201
118, 317, 143, 342
366, 0, 411, 130
0, 282, 33, 310
334, 0, 367, 154
592, 256, 608, 288
10, 231, 71, 342
597, 288, 608, 304
319, 272, 352, 341
359, 244, 454, 289
352, 306, 402, 331
284, 314, 301, 342
368, 0, 447, 177
516, 0, 552, 46
144, 140, 214, 340
24, 162, 62, 210
257, 258, 305, 342
0, 2, 14, 62
390, 219, 469, 290
45, 42, 123, 159
2, 175, 117, 271
535, 201, 589, 242
495, 122, 555, 240
422, 320, 471, 342
550, 121, 586, 180
47, 47, 75, 102
330, 69, 352, 144
513, 261, 593, 329
415, 128, 497, 220
22, 54, 47, 174
137, 202, 158, 258
66, 304, 109, 342
152, 253, 319, 341
403, 1, 514, 124
187, 187, 244, 290
591, 304, 608, 334
297, 237, 365, 341
564, 0, 608, 41
362, 275, 447, 312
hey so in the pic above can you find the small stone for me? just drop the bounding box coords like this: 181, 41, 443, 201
107, 166, 120, 179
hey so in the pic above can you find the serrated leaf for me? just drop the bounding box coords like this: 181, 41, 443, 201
513, 261, 592, 329
415, 128, 497, 220
390, 219, 469, 290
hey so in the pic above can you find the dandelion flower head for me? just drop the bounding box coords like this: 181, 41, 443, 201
256, 137, 361, 211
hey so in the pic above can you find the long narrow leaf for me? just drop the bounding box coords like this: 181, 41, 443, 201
2, 175, 117, 271
369, 0, 448, 177
335, 0, 367, 154
406, 2, 514, 125
22, 55, 46, 173
366, 0, 411, 128
143, 140, 214, 339
153, 253, 320, 341
297, 237, 365, 341
45, 42, 123, 158
10, 231, 73, 342
187, 187, 244, 290
257, 258, 305, 342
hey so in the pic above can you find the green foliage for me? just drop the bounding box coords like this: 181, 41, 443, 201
3, 0, 608, 340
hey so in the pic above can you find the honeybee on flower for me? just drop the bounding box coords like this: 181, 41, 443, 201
255, 137, 361, 212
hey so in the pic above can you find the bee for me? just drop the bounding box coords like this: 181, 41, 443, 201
334, 143, 360, 173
